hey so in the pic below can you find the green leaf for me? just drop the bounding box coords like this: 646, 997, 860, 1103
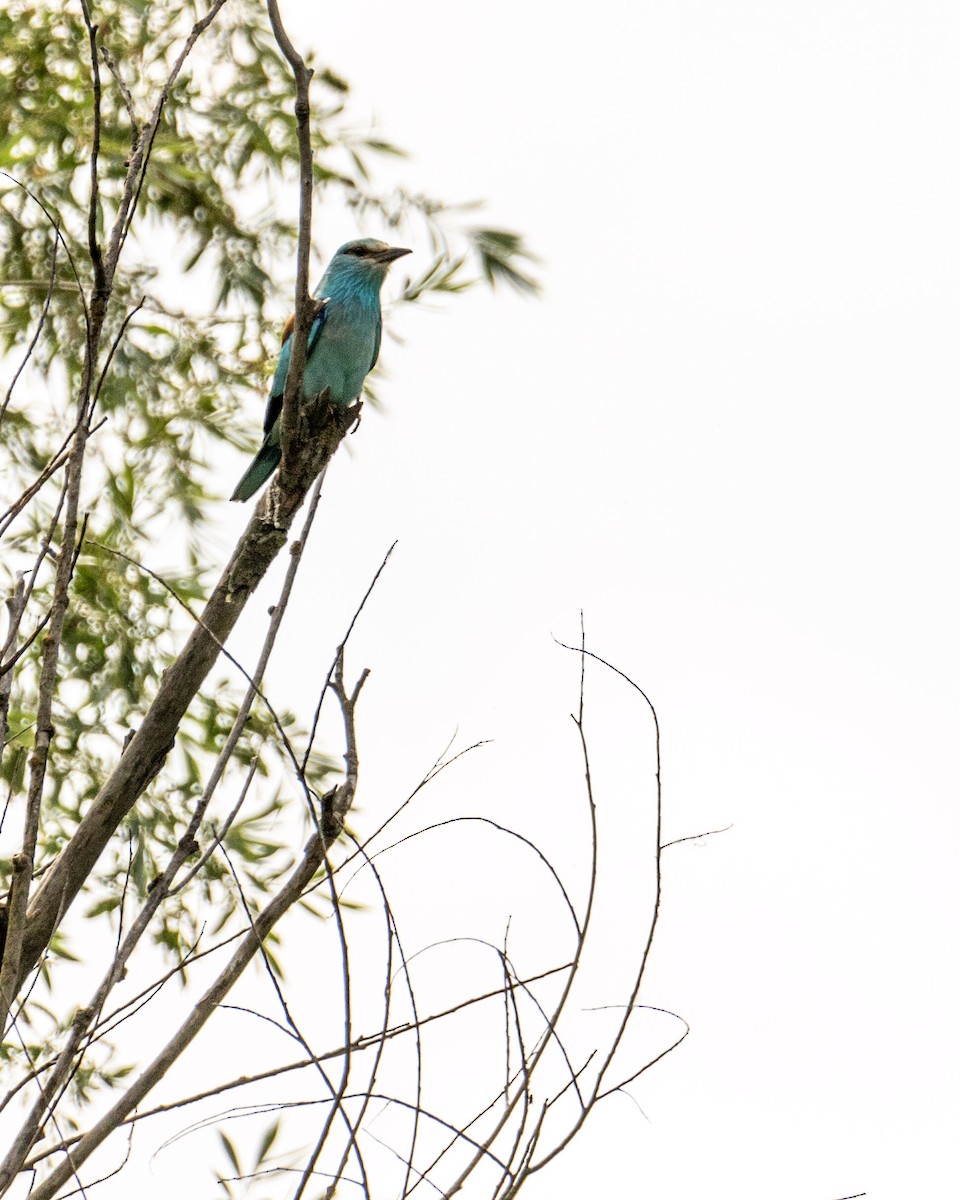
255, 1118, 281, 1166
218, 1130, 242, 1176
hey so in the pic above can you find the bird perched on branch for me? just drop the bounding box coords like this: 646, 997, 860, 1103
230, 237, 411, 502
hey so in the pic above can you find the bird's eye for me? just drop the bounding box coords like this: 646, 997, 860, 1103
348, 246, 371, 257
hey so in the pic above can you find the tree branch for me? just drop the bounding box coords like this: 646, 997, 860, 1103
77, 0, 106, 295
16, 402, 357, 994
0, 0, 238, 1023
0, 224, 59, 430
265, 0, 316, 482
25, 830, 329, 1200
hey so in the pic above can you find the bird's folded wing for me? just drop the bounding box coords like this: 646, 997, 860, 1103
262, 305, 329, 435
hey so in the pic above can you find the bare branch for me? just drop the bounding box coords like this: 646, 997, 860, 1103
0, 172, 90, 327
322, 655, 369, 845
77, 0, 106, 294
301, 541, 397, 775
0, 0, 239, 1028
514, 634, 666, 1183
265, 0, 316, 474
25, 831, 329, 1200
0, 575, 26, 759
105, 0, 231, 282
661, 823, 733, 850
98, 44, 139, 137
23, 963, 574, 1171
0, 417, 107, 541
0, 227, 59, 429
16, 405, 356, 996
0, 504, 89, 1032
0, 1004, 95, 1193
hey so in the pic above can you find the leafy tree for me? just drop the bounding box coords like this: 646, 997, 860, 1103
0, 2, 677, 1197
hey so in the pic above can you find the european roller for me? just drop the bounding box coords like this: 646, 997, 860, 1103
230, 237, 411, 502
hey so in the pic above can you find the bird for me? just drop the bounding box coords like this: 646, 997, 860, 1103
230, 237, 411, 502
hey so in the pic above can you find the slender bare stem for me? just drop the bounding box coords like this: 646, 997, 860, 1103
0, 228, 59, 428
25, 831, 328, 1200
265, 0, 316, 482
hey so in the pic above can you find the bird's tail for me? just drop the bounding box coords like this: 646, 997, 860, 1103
230, 443, 281, 502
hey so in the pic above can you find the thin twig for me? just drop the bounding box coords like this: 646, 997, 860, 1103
0, 417, 106, 540
0, 1005, 95, 1194
300, 543, 397, 775
25, 830, 329, 1200
0, 228, 59, 428
291, 654, 372, 1200
265, 0, 316, 482
84, 537, 311, 818
661, 823, 732, 849
78, 0, 106, 294
0, 172, 90, 327
24, 963, 573, 1170
98, 44, 139, 136
518, 633, 666, 1181
105, 0, 231, 283
0, 576, 26, 759
91, 298, 144, 415
0, 0, 232, 1022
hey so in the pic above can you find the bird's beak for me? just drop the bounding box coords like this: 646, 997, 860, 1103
374, 245, 412, 264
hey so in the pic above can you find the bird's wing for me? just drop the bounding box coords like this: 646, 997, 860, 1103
369, 311, 382, 375
262, 305, 328, 434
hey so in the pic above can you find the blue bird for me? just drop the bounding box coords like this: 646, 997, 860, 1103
231, 238, 411, 502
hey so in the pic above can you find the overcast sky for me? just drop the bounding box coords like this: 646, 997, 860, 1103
216, 3, 960, 1198
40, 2, 960, 1198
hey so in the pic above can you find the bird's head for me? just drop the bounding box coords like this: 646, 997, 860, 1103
326, 238, 412, 290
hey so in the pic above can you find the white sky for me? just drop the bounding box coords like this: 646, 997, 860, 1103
9, 2, 960, 1198
218, 2, 959, 1198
